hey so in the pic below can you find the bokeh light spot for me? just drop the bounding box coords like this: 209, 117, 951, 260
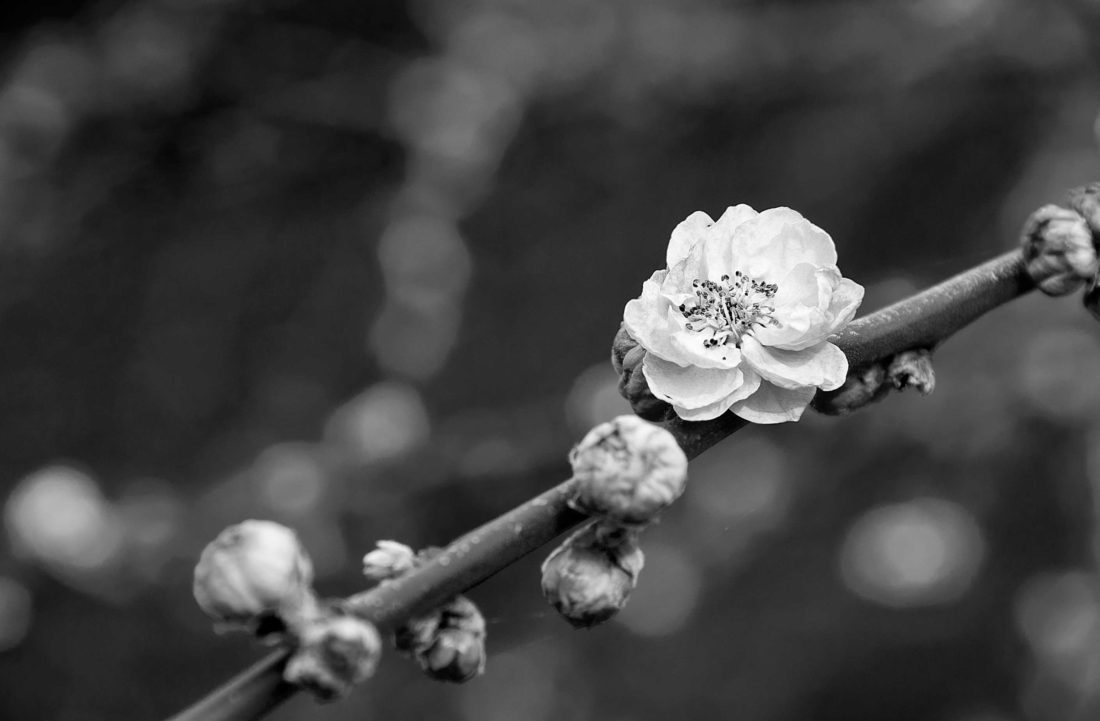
376, 214, 471, 312
388, 58, 520, 165
1015, 571, 1100, 695
1016, 572, 1100, 661
4, 465, 124, 576
370, 213, 472, 380
686, 436, 789, 525
617, 541, 703, 637
252, 443, 329, 516
564, 362, 632, 434
839, 497, 985, 607
323, 382, 430, 464
1017, 328, 1100, 422
370, 299, 462, 381
0, 576, 32, 652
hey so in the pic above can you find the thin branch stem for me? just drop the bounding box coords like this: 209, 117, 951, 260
833, 250, 1032, 368
167, 655, 294, 721
166, 247, 1040, 721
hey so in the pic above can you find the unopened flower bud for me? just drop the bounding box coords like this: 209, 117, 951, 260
193, 520, 314, 632
1021, 204, 1099, 296
611, 323, 645, 376
612, 325, 673, 421
363, 540, 417, 582
284, 614, 383, 701
420, 627, 486, 682
395, 595, 487, 684
541, 523, 644, 628
570, 415, 688, 526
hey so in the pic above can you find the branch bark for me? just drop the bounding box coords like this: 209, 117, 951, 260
166, 248, 1038, 721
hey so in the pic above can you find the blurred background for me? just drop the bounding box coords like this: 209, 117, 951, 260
1, 0, 1100, 719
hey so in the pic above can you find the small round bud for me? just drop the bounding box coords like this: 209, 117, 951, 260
396, 595, 487, 684
193, 520, 314, 632
1021, 204, 1099, 296
569, 415, 688, 526
612, 325, 673, 421
540, 523, 644, 628
420, 627, 486, 683
362, 540, 417, 582
284, 614, 383, 701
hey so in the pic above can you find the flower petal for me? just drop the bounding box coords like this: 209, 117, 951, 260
730, 381, 817, 424
695, 205, 759, 279
741, 337, 848, 391
670, 369, 762, 421
623, 270, 668, 347
823, 277, 864, 335
642, 354, 748, 410
729, 207, 838, 280
712, 204, 759, 235
774, 263, 835, 310
753, 264, 831, 349
624, 270, 696, 367
666, 211, 715, 268
755, 266, 864, 351
667, 327, 743, 370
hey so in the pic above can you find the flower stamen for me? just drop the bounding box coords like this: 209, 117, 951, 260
678, 271, 777, 348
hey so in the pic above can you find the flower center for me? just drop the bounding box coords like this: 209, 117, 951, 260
678, 271, 778, 348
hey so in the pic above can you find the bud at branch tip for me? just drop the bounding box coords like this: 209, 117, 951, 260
363, 540, 417, 582
1021, 203, 1099, 297
192, 520, 317, 637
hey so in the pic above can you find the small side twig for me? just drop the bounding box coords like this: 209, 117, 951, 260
165, 246, 1044, 721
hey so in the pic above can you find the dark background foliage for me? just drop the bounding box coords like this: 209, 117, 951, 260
1, 1, 1100, 720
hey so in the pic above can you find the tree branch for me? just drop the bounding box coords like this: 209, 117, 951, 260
833, 250, 1032, 368
165, 247, 1041, 721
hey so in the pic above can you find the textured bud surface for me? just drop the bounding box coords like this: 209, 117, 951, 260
611, 323, 639, 376
420, 627, 486, 682
395, 594, 487, 683
570, 415, 688, 526
612, 325, 674, 421
193, 520, 314, 629
362, 540, 417, 582
541, 523, 645, 628
887, 349, 935, 394
284, 615, 383, 701
1021, 204, 1099, 296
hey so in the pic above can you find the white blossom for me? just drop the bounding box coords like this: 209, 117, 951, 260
623, 205, 863, 423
